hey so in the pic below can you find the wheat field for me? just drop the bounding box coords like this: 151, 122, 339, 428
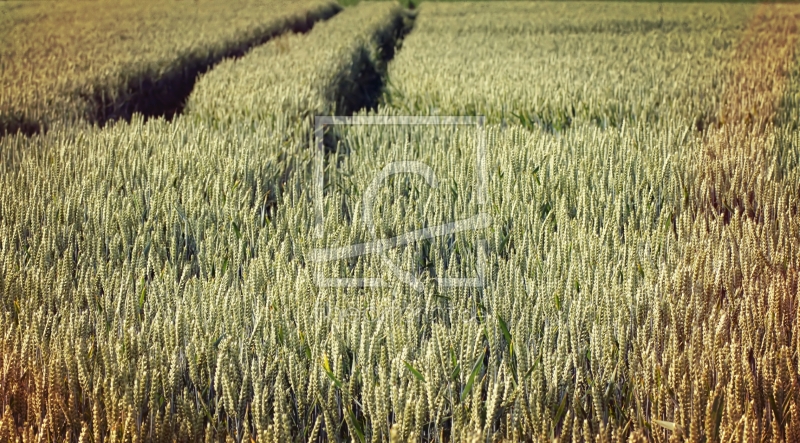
1, 1, 800, 442
0, 0, 339, 136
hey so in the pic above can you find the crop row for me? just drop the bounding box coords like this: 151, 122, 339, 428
0, 0, 339, 136
187, 2, 409, 125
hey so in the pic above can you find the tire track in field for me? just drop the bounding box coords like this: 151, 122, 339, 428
0, 3, 343, 138
337, 8, 417, 117
320, 8, 417, 154
92, 5, 342, 128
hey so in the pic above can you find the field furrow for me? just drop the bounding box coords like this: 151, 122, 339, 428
186, 2, 411, 125
0, 0, 340, 136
